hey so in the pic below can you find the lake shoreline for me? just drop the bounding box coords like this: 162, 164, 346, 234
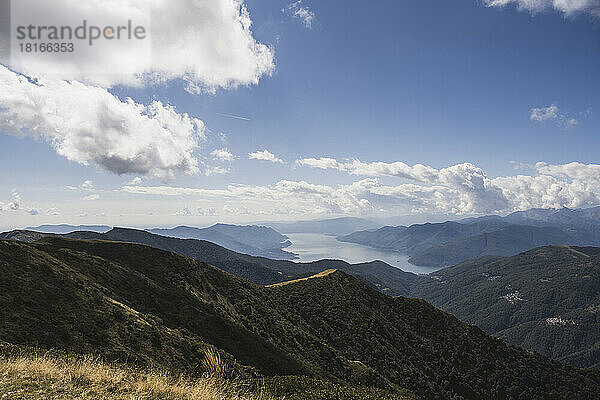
285, 232, 442, 275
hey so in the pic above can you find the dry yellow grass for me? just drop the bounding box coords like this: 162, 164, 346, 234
0, 351, 274, 400
266, 269, 338, 287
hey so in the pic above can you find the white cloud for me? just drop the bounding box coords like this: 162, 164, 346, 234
205, 165, 230, 176
211, 148, 236, 162
122, 179, 375, 215
0, 65, 205, 180
294, 157, 600, 214
249, 149, 284, 163
485, 0, 600, 17
536, 161, 600, 187
128, 177, 143, 185
198, 207, 218, 216
175, 207, 193, 216
82, 194, 100, 201
0, 1, 275, 182
296, 157, 344, 170
2, 0, 274, 92
530, 104, 560, 122
27, 208, 40, 216
530, 104, 579, 128
9, 191, 20, 210
80, 180, 95, 191
284, 1, 316, 28
0, 191, 21, 212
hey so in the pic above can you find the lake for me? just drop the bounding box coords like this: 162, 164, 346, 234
285, 233, 442, 275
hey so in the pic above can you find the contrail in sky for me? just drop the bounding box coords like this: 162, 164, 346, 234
217, 112, 251, 121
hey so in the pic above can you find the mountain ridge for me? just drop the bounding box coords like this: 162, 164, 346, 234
148, 223, 295, 260
339, 210, 600, 267
0, 227, 418, 296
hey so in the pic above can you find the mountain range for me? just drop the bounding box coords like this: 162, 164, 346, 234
264, 217, 381, 235
148, 223, 295, 259
339, 207, 600, 267
1, 236, 598, 399
23, 223, 296, 260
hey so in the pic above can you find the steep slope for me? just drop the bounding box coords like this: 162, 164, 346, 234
410, 245, 600, 369
408, 224, 576, 267
148, 224, 294, 260
1, 238, 599, 399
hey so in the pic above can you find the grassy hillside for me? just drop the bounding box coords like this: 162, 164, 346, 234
0, 342, 273, 400
410, 245, 600, 369
0, 343, 411, 400
1, 238, 599, 399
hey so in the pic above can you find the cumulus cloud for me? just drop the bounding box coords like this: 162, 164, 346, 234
284, 1, 316, 28
0, 191, 21, 211
0, 1, 275, 181
296, 157, 344, 170
295, 158, 508, 213
249, 149, 284, 163
80, 180, 95, 191
536, 161, 600, 187
0, 65, 205, 180
3, 0, 274, 92
27, 208, 40, 216
530, 104, 578, 128
211, 148, 236, 162
293, 157, 600, 215
485, 0, 600, 17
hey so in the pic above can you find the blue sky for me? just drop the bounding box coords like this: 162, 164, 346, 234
0, 0, 599, 229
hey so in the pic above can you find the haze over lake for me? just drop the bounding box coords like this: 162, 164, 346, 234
286, 233, 441, 275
